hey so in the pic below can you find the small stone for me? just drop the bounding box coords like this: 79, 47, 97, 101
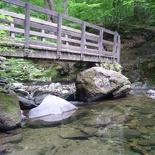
141, 135, 150, 140
143, 146, 152, 151
137, 127, 148, 134
150, 136, 155, 145
138, 108, 155, 114
126, 123, 137, 129
147, 127, 155, 133
78, 127, 97, 136
0, 145, 6, 154
137, 139, 150, 146
124, 129, 141, 139
59, 128, 88, 140
124, 115, 133, 123
139, 118, 155, 127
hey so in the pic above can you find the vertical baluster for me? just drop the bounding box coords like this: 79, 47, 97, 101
10, 23, 15, 38
41, 30, 45, 42
65, 34, 68, 46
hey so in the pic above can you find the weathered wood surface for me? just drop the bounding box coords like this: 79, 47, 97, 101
0, 0, 121, 63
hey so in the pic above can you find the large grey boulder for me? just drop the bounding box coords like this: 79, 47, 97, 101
76, 67, 131, 102
28, 95, 78, 119
0, 90, 21, 131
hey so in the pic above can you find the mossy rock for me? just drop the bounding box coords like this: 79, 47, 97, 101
76, 67, 131, 102
0, 90, 21, 131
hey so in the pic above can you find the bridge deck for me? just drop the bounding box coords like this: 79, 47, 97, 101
0, 0, 121, 63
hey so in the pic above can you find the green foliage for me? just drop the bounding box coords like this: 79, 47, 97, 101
0, 13, 12, 38
140, 59, 155, 85
67, 0, 155, 29
1, 0, 154, 29
0, 14, 16, 53
101, 62, 122, 72
0, 58, 57, 82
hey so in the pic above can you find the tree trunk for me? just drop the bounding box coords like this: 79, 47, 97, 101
47, 0, 56, 12
63, 0, 68, 15
44, 0, 57, 23
134, 0, 139, 20
44, 0, 51, 21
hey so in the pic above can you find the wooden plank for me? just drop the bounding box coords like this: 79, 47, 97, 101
102, 40, 114, 46
7, 27, 57, 41
103, 51, 113, 56
29, 5, 58, 17
86, 22, 101, 30
102, 27, 115, 35
0, 9, 25, 19
29, 45, 56, 50
30, 22, 57, 33
29, 31, 57, 40
61, 44, 81, 52
7, 27, 24, 34
2, 0, 26, 7
62, 29, 81, 38
85, 35, 99, 42
29, 40, 56, 48
62, 14, 82, 24
84, 48, 99, 55
85, 42, 98, 48
0, 42, 25, 47
61, 48, 81, 54
61, 37, 81, 45
13, 18, 24, 26
24, 3, 31, 48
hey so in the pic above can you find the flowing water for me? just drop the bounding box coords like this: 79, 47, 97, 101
1, 91, 155, 155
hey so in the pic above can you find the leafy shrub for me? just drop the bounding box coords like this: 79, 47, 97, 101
0, 58, 57, 82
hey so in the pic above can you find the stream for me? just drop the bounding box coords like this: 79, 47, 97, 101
1, 90, 155, 155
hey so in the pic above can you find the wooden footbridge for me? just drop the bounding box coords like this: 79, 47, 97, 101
0, 0, 121, 63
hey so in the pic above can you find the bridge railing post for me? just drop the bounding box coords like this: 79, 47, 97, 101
117, 35, 121, 63
112, 32, 118, 63
24, 3, 31, 55
99, 28, 104, 62
57, 14, 62, 59
80, 21, 86, 61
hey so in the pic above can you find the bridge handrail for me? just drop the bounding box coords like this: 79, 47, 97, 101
0, 9, 100, 39
1, 0, 121, 63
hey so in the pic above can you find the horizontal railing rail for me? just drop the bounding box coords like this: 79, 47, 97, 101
0, 0, 120, 63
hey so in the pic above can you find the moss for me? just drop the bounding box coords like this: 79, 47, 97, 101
0, 91, 19, 115
140, 59, 155, 85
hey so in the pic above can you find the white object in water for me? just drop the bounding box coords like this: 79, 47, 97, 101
146, 89, 155, 99
28, 95, 78, 118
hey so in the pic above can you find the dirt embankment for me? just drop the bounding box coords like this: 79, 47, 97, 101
120, 27, 155, 84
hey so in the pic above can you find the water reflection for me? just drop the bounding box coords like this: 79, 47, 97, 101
1, 91, 155, 155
